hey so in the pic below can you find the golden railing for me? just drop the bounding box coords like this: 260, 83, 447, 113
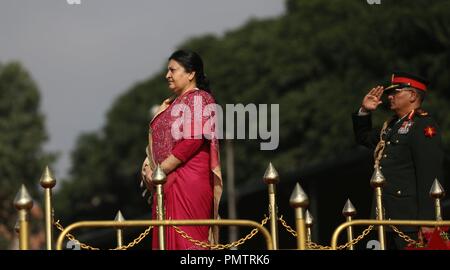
55, 219, 274, 250
331, 219, 450, 250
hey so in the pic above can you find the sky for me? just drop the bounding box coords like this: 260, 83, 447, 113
0, 0, 285, 179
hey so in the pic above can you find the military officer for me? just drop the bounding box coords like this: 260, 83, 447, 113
352, 72, 444, 249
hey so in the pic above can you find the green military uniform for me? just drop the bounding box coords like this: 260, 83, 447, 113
352, 108, 444, 223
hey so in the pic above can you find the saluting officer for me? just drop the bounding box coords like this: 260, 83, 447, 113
352, 72, 444, 249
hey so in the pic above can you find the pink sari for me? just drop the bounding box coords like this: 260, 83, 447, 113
148, 89, 222, 250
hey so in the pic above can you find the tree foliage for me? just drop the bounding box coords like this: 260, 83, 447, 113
0, 62, 53, 248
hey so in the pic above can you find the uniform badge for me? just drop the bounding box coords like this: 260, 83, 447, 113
398, 120, 413, 134
424, 126, 436, 138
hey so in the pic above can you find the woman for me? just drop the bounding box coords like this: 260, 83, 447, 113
141, 50, 222, 250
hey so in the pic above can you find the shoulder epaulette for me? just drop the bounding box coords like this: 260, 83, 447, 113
415, 108, 429, 117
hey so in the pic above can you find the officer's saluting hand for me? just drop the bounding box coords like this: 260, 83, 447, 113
360, 85, 384, 113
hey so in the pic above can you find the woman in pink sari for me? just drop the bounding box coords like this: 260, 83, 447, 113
141, 50, 222, 250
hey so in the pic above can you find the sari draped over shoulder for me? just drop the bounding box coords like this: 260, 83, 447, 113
147, 89, 222, 250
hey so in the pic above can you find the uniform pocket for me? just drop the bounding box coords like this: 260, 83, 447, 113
384, 182, 416, 198
383, 193, 417, 220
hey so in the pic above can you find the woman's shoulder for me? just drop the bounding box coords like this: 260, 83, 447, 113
185, 89, 216, 103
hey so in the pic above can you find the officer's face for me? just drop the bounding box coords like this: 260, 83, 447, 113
387, 88, 414, 111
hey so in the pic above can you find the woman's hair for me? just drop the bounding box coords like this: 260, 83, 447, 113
169, 50, 210, 92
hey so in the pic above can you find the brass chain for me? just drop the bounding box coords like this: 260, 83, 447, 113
307, 225, 375, 250
114, 225, 153, 250
391, 225, 450, 247
278, 215, 297, 237
337, 225, 374, 250
173, 216, 270, 250
54, 220, 153, 250
278, 215, 374, 250
389, 225, 424, 247
306, 241, 332, 250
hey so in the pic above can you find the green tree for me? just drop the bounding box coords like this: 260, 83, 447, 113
0, 62, 53, 249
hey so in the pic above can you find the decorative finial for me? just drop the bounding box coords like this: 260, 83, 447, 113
14, 185, 33, 210
305, 210, 314, 227
151, 164, 167, 185
370, 167, 386, 188
289, 183, 309, 208
114, 210, 125, 222
263, 162, 280, 184
430, 178, 445, 199
39, 166, 57, 188
342, 199, 357, 217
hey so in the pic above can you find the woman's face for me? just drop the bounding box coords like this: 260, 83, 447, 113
165, 59, 194, 94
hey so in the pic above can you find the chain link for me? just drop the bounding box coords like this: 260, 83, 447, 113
172, 216, 270, 250
336, 225, 374, 250
389, 225, 424, 247
114, 225, 153, 250
305, 226, 374, 250
306, 241, 332, 250
278, 215, 297, 237
390, 225, 450, 247
54, 220, 153, 250
278, 215, 374, 250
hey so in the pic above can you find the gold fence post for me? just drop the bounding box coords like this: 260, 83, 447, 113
370, 167, 386, 250
429, 179, 445, 221
342, 199, 357, 250
114, 210, 125, 248
14, 185, 34, 250
263, 162, 280, 250
305, 210, 313, 243
152, 164, 167, 250
39, 166, 56, 250
289, 183, 309, 250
